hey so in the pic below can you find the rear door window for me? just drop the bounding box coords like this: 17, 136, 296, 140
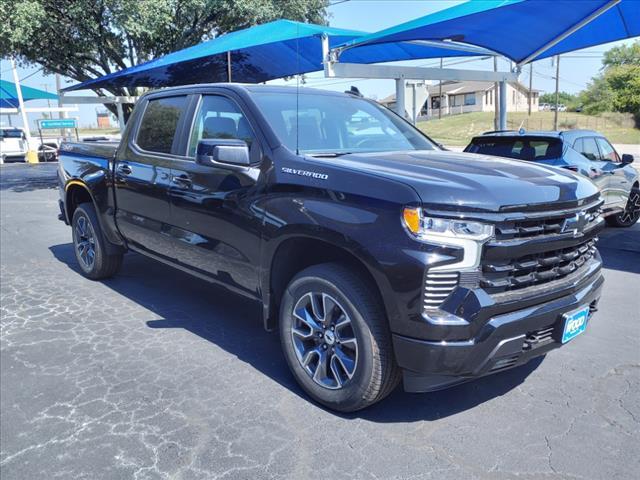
465, 136, 562, 161
136, 96, 189, 154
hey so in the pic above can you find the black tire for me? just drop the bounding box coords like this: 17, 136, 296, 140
279, 263, 400, 412
71, 202, 123, 279
606, 186, 640, 228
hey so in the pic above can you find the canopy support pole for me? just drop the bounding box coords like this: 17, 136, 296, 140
227, 51, 232, 82
395, 77, 406, 118
116, 102, 125, 133
10, 57, 38, 163
499, 80, 507, 131
516, 0, 620, 66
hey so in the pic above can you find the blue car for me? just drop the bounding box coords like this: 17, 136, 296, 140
465, 130, 640, 227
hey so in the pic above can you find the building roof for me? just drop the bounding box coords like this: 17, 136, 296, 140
379, 80, 538, 104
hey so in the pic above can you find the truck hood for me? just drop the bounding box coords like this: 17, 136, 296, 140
334, 150, 599, 212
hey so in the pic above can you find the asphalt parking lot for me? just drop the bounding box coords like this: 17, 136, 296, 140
1, 163, 639, 480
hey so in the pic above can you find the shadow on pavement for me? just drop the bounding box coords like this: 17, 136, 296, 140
597, 223, 640, 274
49, 241, 542, 420
0, 164, 58, 192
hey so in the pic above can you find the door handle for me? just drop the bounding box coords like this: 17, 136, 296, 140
171, 174, 192, 186
118, 164, 132, 175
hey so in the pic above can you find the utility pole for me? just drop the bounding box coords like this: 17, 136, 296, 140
528, 63, 533, 116
438, 57, 443, 120
41, 83, 52, 119
493, 56, 499, 130
554, 55, 560, 131
56, 73, 69, 139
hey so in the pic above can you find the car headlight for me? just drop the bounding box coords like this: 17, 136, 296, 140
402, 207, 494, 241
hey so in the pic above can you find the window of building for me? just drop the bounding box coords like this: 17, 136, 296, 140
464, 93, 476, 106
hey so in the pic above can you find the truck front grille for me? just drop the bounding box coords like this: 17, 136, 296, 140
494, 205, 601, 241
423, 271, 459, 310
480, 238, 597, 294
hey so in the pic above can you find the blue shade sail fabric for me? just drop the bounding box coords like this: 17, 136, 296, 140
0, 79, 58, 109
63, 19, 475, 92
339, 0, 640, 65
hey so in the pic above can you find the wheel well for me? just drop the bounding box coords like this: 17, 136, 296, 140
267, 237, 384, 329
65, 183, 92, 221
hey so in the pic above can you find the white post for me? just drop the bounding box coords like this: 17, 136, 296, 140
10, 58, 31, 140
411, 83, 418, 124
116, 102, 125, 133
395, 77, 405, 118
10, 57, 36, 163
499, 80, 507, 130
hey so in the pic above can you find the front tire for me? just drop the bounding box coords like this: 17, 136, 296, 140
72, 203, 123, 279
279, 263, 400, 412
606, 186, 640, 227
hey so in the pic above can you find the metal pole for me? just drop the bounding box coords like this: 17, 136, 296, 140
438, 58, 443, 120
227, 51, 232, 82
412, 83, 417, 125
528, 63, 533, 116
10, 57, 37, 163
11, 58, 31, 140
116, 102, 125, 133
554, 55, 560, 131
493, 57, 499, 130
395, 77, 405, 118
499, 80, 507, 130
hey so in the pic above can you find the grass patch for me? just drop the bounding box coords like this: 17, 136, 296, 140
418, 111, 640, 146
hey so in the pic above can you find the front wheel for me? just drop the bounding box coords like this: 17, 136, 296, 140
279, 263, 400, 412
606, 186, 640, 227
72, 203, 123, 279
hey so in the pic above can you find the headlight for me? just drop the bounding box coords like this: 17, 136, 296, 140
402, 207, 494, 241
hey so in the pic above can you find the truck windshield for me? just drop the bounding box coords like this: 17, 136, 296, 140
251, 91, 436, 155
465, 136, 563, 161
1, 129, 24, 139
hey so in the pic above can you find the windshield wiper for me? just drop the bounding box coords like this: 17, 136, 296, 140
307, 152, 353, 158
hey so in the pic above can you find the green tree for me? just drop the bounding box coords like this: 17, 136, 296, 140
539, 91, 578, 109
579, 40, 640, 124
602, 41, 640, 68
0, 0, 328, 116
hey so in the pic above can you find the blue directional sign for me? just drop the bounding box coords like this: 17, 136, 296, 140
39, 119, 77, 129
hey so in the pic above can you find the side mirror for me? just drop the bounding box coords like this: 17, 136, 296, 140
196, 138, 250, 167
621, 153, 634, 164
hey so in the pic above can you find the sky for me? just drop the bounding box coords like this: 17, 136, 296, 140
0, 0, 635, 130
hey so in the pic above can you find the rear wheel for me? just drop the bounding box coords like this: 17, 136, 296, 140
279, 263, 400, 412
72, 203, 123, 279
606, 186, 640, 227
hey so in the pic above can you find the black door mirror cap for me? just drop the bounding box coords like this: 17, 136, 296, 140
621, 153, 634, 164
196, 138, 250, 167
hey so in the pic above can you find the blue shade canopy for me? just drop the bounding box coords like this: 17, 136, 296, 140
64, 19, 476, 92
339, 0, 640, 65
0, 79, 58, 109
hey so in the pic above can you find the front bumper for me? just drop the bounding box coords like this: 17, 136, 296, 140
394, 269, 603, 392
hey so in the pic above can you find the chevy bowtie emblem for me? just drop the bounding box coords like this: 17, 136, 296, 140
561, 211, 588, 237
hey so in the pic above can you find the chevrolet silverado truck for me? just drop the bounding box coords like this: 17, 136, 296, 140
58, 84, 605, 412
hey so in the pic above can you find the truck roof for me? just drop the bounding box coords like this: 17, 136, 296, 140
140, 82, 354, 100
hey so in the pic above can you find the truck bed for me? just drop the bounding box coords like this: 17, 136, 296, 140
60, 141, 119, 159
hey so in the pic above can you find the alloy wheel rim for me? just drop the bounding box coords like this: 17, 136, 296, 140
290, 292, 358, 390
75, 216, 96, 269
618, 190, 640, 225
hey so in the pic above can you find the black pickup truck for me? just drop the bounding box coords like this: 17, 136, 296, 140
58, 84, 604, 411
